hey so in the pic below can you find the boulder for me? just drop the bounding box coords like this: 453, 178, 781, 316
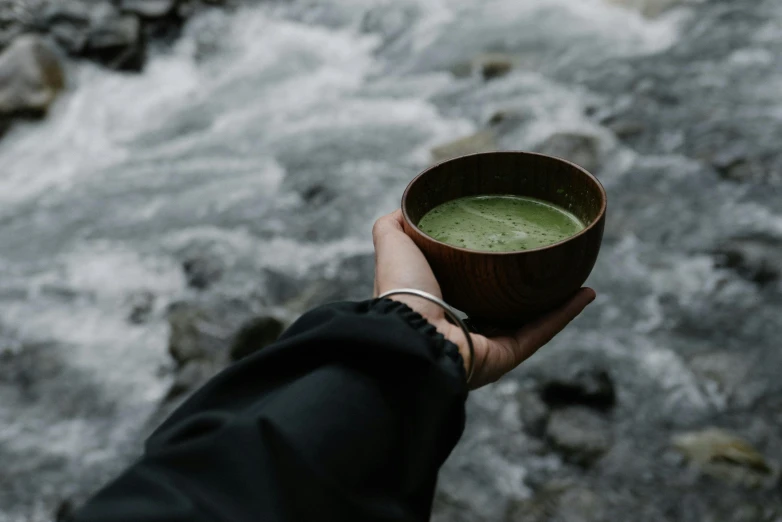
42, 2, 92, 54
165, 359, 218, 400
167, 302, 231, 366
182, 255, 223, 290
535, 132, 601, 173
165, 300, 282, 398
84, 5, 144, 71
540, 364, 616, 411
477, 54, 514, 81
431, 130, 497, 163
0, 34, 64, 121
546, 407, 613, 466
606, 118, 646, 139
707, 142, 757, 181
301, 183, 333, 205
230, 316, 284, 362
672, 428, 776, 488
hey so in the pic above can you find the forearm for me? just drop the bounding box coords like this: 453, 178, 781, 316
72, 299, 468, 522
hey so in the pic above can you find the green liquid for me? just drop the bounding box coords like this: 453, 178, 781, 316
417, 195, 585, 252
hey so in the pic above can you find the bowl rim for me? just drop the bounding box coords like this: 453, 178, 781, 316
401, 150, 608, 256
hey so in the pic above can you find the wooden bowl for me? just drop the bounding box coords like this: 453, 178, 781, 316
401, 151, 606, 326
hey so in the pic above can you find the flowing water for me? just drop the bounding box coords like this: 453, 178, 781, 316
1, 0, 781, 520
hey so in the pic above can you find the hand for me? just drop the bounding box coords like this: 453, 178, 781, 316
372, 209, 596, 389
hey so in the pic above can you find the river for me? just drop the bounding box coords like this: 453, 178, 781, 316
1, 0, 781, 520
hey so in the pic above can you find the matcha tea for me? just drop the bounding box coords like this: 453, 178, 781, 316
417, 195, 585, 252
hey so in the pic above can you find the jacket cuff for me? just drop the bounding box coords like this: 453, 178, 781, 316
369, 297, 467, 383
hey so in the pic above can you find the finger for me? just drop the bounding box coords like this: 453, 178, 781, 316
517, 287, 596, 352
372, 210, 404, 246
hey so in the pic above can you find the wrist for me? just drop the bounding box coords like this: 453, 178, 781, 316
383, 293, 473, 380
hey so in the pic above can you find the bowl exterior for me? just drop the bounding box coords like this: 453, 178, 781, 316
403, 214, 605, 324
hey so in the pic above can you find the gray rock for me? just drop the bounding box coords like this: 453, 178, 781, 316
431, 130, 497, 163
85, 5, 144, 71
546, 407, 613, 466
477, 54, 513, 81
540, 364, 616, 411
165, 359, 219, 400
301, 183, 333, 205
0, 34, 64, 120
535, 132, 602, 173
712, 234, 781, 285
120, 0, 179, 19
166, 300, 281, 397
167, 302, 232, 367
182, 255, 223, 290
672, 428, 777, 488
230, 316, 284, 362
43, 2, 92, 54
606, 118, 646, 139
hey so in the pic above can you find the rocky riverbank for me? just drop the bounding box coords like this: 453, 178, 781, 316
1, 0, 781, 520
0, 0, 235, 137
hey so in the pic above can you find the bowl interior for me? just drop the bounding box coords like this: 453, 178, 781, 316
403, 152, 605, 241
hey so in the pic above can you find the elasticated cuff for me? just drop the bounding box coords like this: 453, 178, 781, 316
368, 297, 467, 384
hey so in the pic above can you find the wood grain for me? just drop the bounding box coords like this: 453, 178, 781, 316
402, 151, 606, 326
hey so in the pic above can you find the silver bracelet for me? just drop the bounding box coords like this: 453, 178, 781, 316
378, 288, 475, 384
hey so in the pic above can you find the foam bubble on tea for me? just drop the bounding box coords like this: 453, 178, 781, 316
417, 195, 585, 252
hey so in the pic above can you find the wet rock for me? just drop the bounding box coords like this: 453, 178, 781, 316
486, 109, 531, 137
540, 364, 616, 411
488, 110, 512, 126
712, 234, 781, 285
263, 267, 309, 305
167, 302, 232, 367
120, 0, 179, 19
0, 34, 64, 121
230, 316, 284, 362
84, 5, 144, 71
606, 118, 646, 139
535, 132, 601, 173
672, 428, 776, 488
182, 255, 223, 290
165, 300, 280, 397
518, 390, 550, 437
707, 142, 752, 181
477, 54, 513, 81
546, 407, 613, 466
127, 290, 155, 324
0, 3, 26, 50
431, 130, 497, 162
43, 2, 92, 54
301, 183, 333, 205
165, 359, 218, 400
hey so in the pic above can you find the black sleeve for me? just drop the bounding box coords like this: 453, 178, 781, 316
72, 298, 468, 522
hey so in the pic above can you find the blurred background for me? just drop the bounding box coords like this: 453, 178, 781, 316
1, 0, 781, 520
